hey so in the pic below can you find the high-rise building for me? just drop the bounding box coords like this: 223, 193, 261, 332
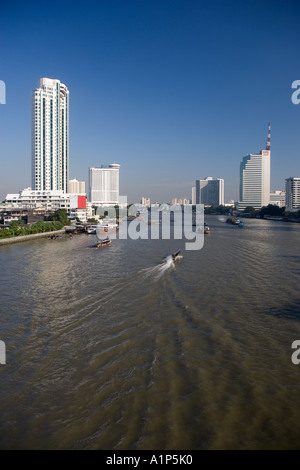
285, 177, 300, 212
68, 178, 86, 194
32, 78, 69, 192
270, 190, 286, 208
89, 164, 120, 205
195, 177, 224, 205
238, 123, 271, 211
192, 186, 196, 205
141, 197, 151, 207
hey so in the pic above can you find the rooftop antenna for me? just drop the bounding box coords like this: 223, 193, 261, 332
266, 121, 271, 151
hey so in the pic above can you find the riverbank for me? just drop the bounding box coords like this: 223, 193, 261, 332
237, 214, 300, 223
0, 229, 65, 246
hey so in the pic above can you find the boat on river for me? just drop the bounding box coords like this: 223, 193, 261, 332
226, 218, 244, 227
95, 237, 111, 248
204, 223, 210, 234
172, 249, 181, 260
86, 225, 97, 234
96, 222, 119, 236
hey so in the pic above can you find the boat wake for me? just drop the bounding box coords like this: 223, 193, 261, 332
137, 253, 182, 281
158, 255, 175, 274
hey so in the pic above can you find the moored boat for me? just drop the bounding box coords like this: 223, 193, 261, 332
86, 225, 97, 234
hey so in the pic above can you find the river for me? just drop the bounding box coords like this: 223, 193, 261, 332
0, 215, 300, 449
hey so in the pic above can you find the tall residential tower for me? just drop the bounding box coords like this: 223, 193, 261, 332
238, 122, 271, 211
89, 164, 120, 205
31, 78, 69, 192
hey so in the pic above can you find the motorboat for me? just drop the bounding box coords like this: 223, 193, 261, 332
172, 249, 181, 260
226, 218, 244, 227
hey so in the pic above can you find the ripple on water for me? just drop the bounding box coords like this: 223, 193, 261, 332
0, 218, 300, 449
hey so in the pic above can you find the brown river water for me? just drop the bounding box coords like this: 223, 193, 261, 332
0, 215, 300, 449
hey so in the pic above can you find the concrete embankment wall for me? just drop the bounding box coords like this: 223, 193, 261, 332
0, 230, 65, 246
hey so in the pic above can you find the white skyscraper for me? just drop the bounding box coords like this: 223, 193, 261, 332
192, 186, 196, 205
89, 164, 120, 205
32, 78, 69, 192
239, 123, 271, 211
285, 177, 300, 212
195, 177, 225, 205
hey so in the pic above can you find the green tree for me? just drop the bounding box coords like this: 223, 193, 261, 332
114, 205, 120, 220
0, 228, 11, 238
87, 218, 98, 224
259, 204, 285, 218
204, 205, 232, 215
244, 206, 256, 214
0, 219, 64, 239
50, 209, 70, 226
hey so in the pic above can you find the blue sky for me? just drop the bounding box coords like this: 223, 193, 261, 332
1, 0, 300, 203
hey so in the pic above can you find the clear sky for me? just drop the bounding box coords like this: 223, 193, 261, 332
1, 0, 300, 203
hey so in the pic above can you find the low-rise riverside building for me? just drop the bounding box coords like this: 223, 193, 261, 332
2, 187, 88, 223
